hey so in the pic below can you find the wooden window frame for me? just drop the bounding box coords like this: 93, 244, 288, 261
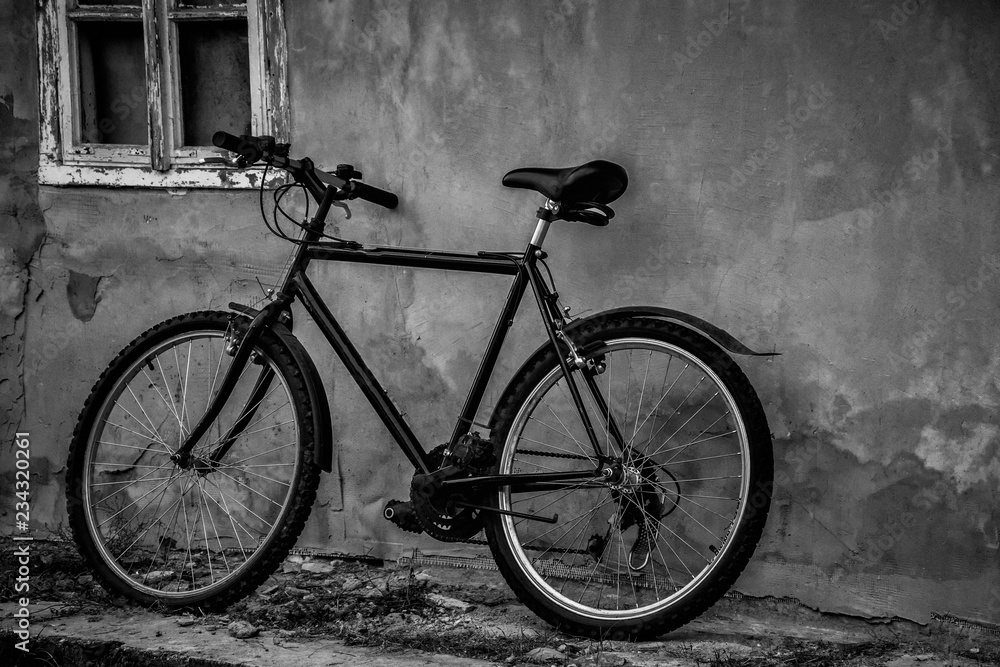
37, 0, 289, 189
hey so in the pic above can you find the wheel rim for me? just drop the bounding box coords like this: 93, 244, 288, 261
81, 327, 301, 601
497, 337, 751, 621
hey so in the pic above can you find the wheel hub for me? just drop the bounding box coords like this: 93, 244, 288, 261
600, 460, 644, 492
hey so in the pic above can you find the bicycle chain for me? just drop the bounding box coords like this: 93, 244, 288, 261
450, 447, 596, 554
516, 448, 593, 461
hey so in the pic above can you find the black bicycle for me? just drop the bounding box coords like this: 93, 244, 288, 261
66, 131, 774, 639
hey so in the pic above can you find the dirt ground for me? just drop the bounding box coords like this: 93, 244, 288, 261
3, 537, 1000, 666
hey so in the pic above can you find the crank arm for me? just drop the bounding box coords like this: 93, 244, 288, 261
452, 500, 558, 524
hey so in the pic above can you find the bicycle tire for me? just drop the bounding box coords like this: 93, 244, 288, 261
66, 310, 320, 609
484, 317, 772, 639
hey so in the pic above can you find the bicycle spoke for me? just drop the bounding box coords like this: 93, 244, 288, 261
650, 420, 733, 457
107, 473, 182, 561
201, 475, 277, 530
633, 359, 683, 450
202, 475, 263, 548
666, 451, 740, 466
141, 494, 186, 584
632, 350, 652, 444
93, 463, 175, 470
661, 393, 722, 464
200, 480, 233, 576
71, 316, 312, 608
518, 493, 616, 550
197, 480, 216, 585
155, 357, 185, 437
198, 386, 288, 453
222, 442, 295, 467
513, 435, 596, 462
119, 387, 173, 452
207, 336, 225, 411
178, 341, 194, 437
492, 324, 769, 634
212, 468, 286, 508
95, 475, 176, 529
89, 461, 177, 504
532, 408, 593, 461
642, 376, 706, 451
212, 464, 292, 488
91, 476, 175, 487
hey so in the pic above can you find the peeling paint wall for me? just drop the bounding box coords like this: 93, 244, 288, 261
0, 3, 45, 448
4, 0, 1000, 627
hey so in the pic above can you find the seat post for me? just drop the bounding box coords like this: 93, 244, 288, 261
530, 199, 559, 248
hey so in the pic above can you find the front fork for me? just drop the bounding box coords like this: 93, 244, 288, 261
171, 299, 287, 470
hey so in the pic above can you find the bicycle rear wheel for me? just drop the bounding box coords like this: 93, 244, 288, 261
485, 317, 772, 639
67, 311, 319, 608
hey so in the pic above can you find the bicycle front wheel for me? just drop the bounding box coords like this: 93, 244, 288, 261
485, 317, 772, 639
67, 311, 319, 609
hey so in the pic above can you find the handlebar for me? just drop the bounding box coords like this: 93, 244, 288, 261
346, 180, 398, 210
211, 131, 398, 210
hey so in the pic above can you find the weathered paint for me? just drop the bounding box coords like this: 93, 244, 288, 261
37, 0, 290, 186
3, 0, 1000, 627
0, 0, 45, 449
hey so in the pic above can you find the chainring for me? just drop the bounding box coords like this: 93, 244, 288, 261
410, 445, 488, 542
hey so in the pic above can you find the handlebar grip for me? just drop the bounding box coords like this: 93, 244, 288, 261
350, 181, 399, 210
212, 131, 243, 152
212, 131, 262, 163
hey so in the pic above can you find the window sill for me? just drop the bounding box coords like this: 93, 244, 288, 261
37, 161, 286, 189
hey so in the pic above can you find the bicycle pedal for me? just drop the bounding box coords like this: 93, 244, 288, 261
383, 500, 424, 534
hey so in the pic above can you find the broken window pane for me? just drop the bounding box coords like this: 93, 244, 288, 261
177, 20, 252, 146
77, 20, 148, 145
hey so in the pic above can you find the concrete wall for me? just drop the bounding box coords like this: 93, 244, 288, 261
3, 0, 1000, 626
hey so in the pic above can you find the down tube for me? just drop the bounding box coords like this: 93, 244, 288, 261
291, 271, 433, 473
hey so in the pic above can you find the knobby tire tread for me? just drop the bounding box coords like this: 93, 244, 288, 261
484, 317, 773, 640
66, 310, 320, 611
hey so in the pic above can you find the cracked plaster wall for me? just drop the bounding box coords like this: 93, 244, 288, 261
0, 4, 45, 461
4, 0, 1000, 627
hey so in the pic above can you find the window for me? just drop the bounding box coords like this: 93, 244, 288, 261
37, 0, 288, 188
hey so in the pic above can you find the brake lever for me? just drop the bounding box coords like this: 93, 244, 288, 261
332, 200, 351, 220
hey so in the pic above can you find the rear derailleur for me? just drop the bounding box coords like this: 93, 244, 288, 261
383, 433, 495, 542
585, 456, 681, 572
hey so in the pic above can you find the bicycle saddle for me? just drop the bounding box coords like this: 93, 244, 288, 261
502, 160, 628, 206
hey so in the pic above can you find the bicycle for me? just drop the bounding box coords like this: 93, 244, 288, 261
66, 131, 775, 639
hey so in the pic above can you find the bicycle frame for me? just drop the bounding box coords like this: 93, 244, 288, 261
175, 171, 617, 494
